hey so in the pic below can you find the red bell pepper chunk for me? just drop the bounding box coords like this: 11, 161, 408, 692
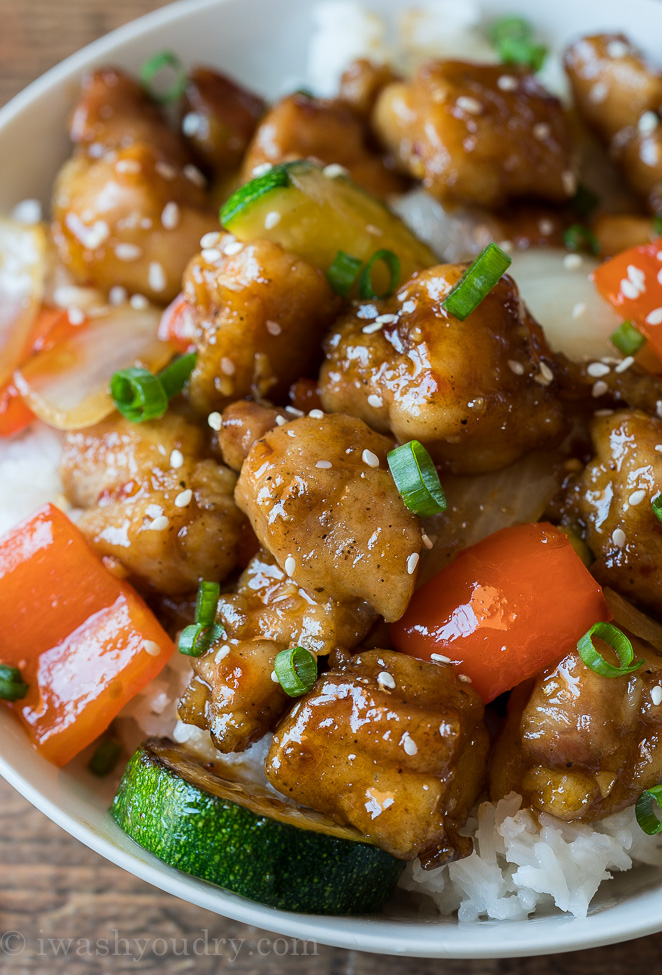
0, 503, 174, 765
592, 240, 662, 360
158, 294, 196, 353
390, 522, 610, 703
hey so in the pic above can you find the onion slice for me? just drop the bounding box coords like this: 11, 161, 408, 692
14, 304, 174, 430
604, 587, 662, 655
0, 219, 48, 386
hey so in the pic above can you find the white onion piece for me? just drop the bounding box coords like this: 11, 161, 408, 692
604, 588, 662, 654
418, 451, 564, 586
392, 188, 499, 263
508, 248, 621, 362
0, 218, 47, 386
14, 304, 174, 431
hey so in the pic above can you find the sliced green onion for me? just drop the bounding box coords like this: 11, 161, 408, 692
111, 367, 168, 423
327, 251, 363, 296
0, 664, 29, 702
571, 184, 600, 218
140, 51, 187, 104
577, 621, 644, 678
652, 494, 662, 524
636, 785, 662, 834
610, 320, 646, 357
490, 16, 547, 71
195, 580, 220, 627
220, 163, 292, 227
442, 242, 512, 321
358, 249, 401, 300
654, 214, 662, 237
274, 646, 318, 697
563, 223, 600, 256
88, 739, 122, 777
178, 622, 225, 657
158, 352, 197, 400
387, 440, 447, 518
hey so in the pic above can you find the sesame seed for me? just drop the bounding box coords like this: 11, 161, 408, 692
562, 170, 577, 196
607, 39, 629, 58
323, 163, 348, 178
208, 411, 222, 431
115, 242, 142, 261
362, 448, 379, 468
628, 264, 646, 285
182, 111, 202, 136
130, 294, 148, 310
590, 81, 608, 103
538, 361, 554, 384
572, 302, 587, 320
459, 674, 472, 683
497, 74, 518, 91
143, 640, 161, 656
252, 162, 273, 177
421, 533, 434, 550
594, 408, 614, 417
266, 319, 282, 336
109, 285, 128, 306
287, 429, 296, 437
367, 393, 383, 408
538, 218, 554, 236
508, 359, 525, 375
68, 307, 85, 326
533, 122, 551, 140
225, 240, 244, 257
401, 733, 418, 756
592, 380, 609, 398
366, 224, 382, 236
639, 111, 659, 136
284, 556, 296, 577
563, 253, 583, 270
155, 161, 176, 180
362, 320, 384, 334
612, 528, 626, 548
652, 686, 662, 706
275, 415, 287, 426
215, 645, 230, 663
622, 278, 644, 300
170, 449, 184, 469
431, 653, 451, 663
285, 406, 304, 416
161, 201, 180, 229
587, 362, 610, 378
615, 355, 635, 373
270, 670, 279, 683
264, 211, 281, 229
200, 231, 221, 248
456, 95, 482, 114
115, 158, 141, 174
220, 357, 235, 376
148, 261, 167, 293
11, 198, 42, 225
657, 401, 662, 419
377, 671, 396, 689
183, 163, 206, 187
309, 409, 324, 419
375, 313, 396, 325
655, 444, 662, 453
316, 460, 332, 469
407, 552, 420, 575
174, 489, 193, 508
646, 308, 662, 326
201, 247, 222, 262
146, 515, 169, 531
629, 489, 646, 506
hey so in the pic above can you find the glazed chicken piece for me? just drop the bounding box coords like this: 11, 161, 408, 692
373, 60, 575, 208
60, 411, 245, 595
240, 92, 407, 199
491, 623, 662, 821
235, 412, 422, 621
266, 649, 489, 866
180, 67, 265, 176
338, 58, 401, 119
215, 400, 289, 471
52, 68, 216, 303
565, 35, 662, 213
178, 548, 377, 752
183, 237, 341, 416
562, 409, 662, 618
319, 264, 567, 474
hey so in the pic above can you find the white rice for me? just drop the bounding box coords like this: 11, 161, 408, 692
0, 423, 65, 536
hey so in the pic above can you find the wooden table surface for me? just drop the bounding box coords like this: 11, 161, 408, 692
1, 1, 661, 971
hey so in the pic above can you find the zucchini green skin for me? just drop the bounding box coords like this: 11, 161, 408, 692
111, 738, 404, 916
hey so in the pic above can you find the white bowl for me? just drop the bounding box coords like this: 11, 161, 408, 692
2, 0, 662, 958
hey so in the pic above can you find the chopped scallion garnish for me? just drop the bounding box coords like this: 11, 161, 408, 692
652, 494, 662, 524
611, 320, 646, 357
490, 16, 547, 71
88, 739, 122, 777
577, 621, 644, 678
274, 646, 317, 697
442, 242, 512, 321
387, 440, 447, 518
178, 622, 225, 657
111, 353, 197, 423
0, 664, 29, 702
327, 251, 363, 296
220, 164, 292, 227
140, 51, 187, 104
195, 580, 220, 628
563, 223, 600, 256
636, 784, 662, 835
654, 214, 662, 237
358, 249, 401, 300
571, 184, 600, 218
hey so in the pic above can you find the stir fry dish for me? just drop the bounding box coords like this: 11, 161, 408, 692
5, 13, 662, 919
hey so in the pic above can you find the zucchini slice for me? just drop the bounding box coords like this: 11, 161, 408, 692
220, 160, 437, 294
111, 738, 404, 915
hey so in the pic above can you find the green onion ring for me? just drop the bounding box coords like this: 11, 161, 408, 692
387, 440, 447, 518
577, 621, 644, 678
0, 664, 29, 702
610, 320, 646, 357
195, 580, 220, 628
110, 367, 169, 423
358, 249, 401, 300
274, 646, 318, 697
158, 352, 197, 400
636, 785, 662, 834
178, 622, 225, 657
652, 494, 662, 524
442, 242, 512, 321
563, 223, 601, 256
140, 51, 187, 104
327, 250, 363, 296
88, 739, 122, 777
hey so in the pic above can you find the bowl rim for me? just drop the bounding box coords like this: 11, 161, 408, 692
2, 0, 662, 958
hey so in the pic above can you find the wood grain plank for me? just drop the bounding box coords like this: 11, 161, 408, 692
1, 1, 662, 971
